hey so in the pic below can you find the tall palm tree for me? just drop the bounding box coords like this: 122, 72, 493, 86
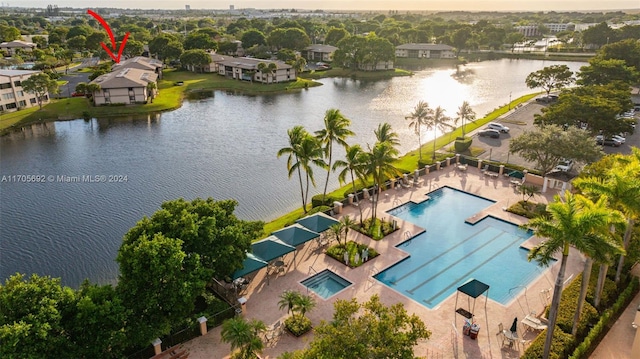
221, 317, 266, 359
340, 215, 356, 242
365, 139, 400, 221
527, 191, 623, 359
405, 101, 432, 162
374, 122, 400, 147
454, 101, 476, 138
424, 106, 453, 160
316, 108, 354, 203
146, 82, 157, 103
333, 145, 367, 223
266, 62, 278, 83
298, 134, 327, 212
278, 126, 307, 212
278, 290, 299, 316
574, 162, 640, 286
293, 293, 316, 318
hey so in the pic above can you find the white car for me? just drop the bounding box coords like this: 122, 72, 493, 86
554, 159, 574, 172
612, 134, 626, 144
487, 122, 510, 133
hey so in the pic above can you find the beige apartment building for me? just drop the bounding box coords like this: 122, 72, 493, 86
217, 57, 296, 84
0, 70, 49, 112
395, 43, 456, 59
112, 56, 164, 79
90, 68, 158, 106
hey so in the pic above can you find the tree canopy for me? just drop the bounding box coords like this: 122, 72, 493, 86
525, 64, 574, 96
21, 73, 58, 109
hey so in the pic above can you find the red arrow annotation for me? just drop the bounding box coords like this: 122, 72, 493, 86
87, 9, 130, 64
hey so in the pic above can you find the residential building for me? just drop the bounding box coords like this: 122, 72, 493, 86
0, 70, 49, 112
186, 52, 228, 73
217, 57, 296, 84
90, 68, 158, 105
112, 56, 164, 79
359, 60, 394, 71
515, 25, 539, 37
303, 44, 338, 62
543, 23, 575, 33
0, 40, 37, 56
395, 43, 456, 59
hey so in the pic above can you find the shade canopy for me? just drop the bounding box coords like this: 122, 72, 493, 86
507, 170, 525, 179
232, 253, 268, 280
457, 279, 490, 298
250, 236, 296, 262
296, 212, 339, 233
271, 223, 320, 247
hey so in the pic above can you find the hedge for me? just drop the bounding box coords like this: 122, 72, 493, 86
551, 273, 599, 339
311, 194, 342, 208
454, 137, 472, 152
521, 328, 574, 359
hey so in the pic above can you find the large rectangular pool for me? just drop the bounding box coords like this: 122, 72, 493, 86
375, 186, 546, 308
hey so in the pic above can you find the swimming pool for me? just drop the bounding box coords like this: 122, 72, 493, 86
375, 186, 545, 308
301, 269, 352, 299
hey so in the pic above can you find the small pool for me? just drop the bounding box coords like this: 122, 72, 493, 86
375, 186, 547, 308
301, 269, 352, 299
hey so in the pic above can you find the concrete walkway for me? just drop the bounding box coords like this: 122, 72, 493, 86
590, 265, 640, 359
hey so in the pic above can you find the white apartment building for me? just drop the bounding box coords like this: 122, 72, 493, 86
0, 70, 49, 112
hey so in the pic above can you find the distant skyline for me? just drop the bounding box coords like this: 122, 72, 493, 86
13, 0, 640, 11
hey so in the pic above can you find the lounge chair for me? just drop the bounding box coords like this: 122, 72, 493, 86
522, 314, 548, 333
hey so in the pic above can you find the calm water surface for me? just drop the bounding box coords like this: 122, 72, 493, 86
0, 59, 585, 286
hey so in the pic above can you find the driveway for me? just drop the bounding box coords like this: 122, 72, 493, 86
57, 57, 97, 98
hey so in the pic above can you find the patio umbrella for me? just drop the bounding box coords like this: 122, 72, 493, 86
510, 317, 518, 333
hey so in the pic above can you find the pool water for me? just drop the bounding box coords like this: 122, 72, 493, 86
375, 186, 545, 308
301, 269, 352, 299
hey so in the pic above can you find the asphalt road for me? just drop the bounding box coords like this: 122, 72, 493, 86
57, 57, 98, 98
470, 101, 640, 171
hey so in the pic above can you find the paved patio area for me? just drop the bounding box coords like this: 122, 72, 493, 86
182, 164, 587, 359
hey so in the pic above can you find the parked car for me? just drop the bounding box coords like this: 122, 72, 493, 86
554, 159, 574, 172
478, 129, 500, 138
486, 122, 510, 133
535, 95, 558, 103
612, 134, 626, 144
71, 92, 85, 97
596, 137, 622, 147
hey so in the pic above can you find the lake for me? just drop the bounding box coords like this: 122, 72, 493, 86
0, 59, 585, 286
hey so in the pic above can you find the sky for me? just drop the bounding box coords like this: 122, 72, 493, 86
13, 0, 640, 11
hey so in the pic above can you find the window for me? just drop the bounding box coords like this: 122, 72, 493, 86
18, 100, 26, 107
16, 90, 23, 97
104, 98, 111, 104
5, 102, 17, 109
13, 81, 21, 87
30, 98, 36, 104
2, 93, 15, 100
128, 87, 133, 91
0, 83, 11, 89
103, 89, 110, 95
129, 95, 135, 101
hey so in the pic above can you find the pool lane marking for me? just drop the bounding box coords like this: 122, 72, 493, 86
389, 226, 493, 285
421, 233, 525, 305
405, 229, 506, 294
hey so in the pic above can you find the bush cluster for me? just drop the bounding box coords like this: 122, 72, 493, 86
285, 315, 312, 337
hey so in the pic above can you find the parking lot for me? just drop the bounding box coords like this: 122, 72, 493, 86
471, 101, 639, 170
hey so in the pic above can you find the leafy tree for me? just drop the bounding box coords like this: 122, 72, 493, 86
525, 65, 574, 96
315, 108, 354, 203
577, 58, 639, 86
527, 192, 624, 359
333, 145, 367, 223
66, 35, 86, 52
582, 22, 617, 48
291, 56, 307, 74
293, 295, 430, 358
334, 35, 366, 70
0, 25, 21, 42
276, 48, 297, 62
164, 41, 184, 63
509, 125, 602, 175
597, 38, 640, 72
449, 26, 472, 56
324, 26, 349, 46
75, 82, 87, 95
122, 39, 145, 59
241, 29, 267, 48
149, 33, 178, 59
221, 317, 266, 359
85, 32, 107, 52
180, 49, 211, 72
405, 101, 432, 162
67, 25, 92, 39
21, 73, 58, 109
0, 274, 75, 358
455, 100, 476, 138
85, 83, 101, 101
534, 84, 633, 137
31, 36, 48, 49
268, 28, 310, 50
184, 32, 217, 51
518, 184, 541, 207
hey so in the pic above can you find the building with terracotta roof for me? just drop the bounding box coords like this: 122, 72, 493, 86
90, 68, 158, 105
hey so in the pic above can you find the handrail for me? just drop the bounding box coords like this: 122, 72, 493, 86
404, 230, 412, 239
308, 266, 318, 275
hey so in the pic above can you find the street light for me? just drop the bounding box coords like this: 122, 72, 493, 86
509, 92, 512, 110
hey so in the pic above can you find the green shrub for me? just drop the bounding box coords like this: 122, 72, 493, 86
307, 205, 331, 215
506, 201, 548, 219
326, 241, 379, 267
311, 194, 342, 208
354, 217, 398, 240
553, 274, 599, 339
285, 315, 312, 337
454, 137, 472, 152
522, 328, 574, 359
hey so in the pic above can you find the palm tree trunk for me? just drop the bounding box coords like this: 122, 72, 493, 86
543, 248, 569, 359
615, 218, 634, 283
322, 144, 332, 203
572, 257, 592, 336
304, 173, 311, 213
432, 131, 437, 160
295, 156, 306, 214
418, 124, 422, 162
594, 264, 608, 308
350, 170, 364, 225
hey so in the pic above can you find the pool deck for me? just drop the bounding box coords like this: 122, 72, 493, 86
182, 165, 587, 358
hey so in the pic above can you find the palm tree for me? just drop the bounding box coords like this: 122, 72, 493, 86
221, 317, 266, 359
365, 139, 400, 221
315, 108, 354, 203
374, 122, 400, 147
256, 62, 267, 83
328, 223, 345, 247
297, 134, 327, 212
526, 191, 624, 359
405, 101, 432, 162
293, 293, 316, 318
267, 62, 278, 83
278, 126, 307, 212
146, 82, 157, 103
340, 215, 356, 242
278, 290, 299, 316
333, 145, 367, 223
574, 162, 640, 286
425, 106, 453, 161
455, 101, 476, 138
